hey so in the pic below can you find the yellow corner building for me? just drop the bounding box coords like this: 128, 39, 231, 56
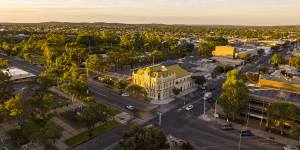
132, 64, 193, 101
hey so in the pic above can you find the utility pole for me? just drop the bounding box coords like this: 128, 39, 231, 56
158, 112, 162, 126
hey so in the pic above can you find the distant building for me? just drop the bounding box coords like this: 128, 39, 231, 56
257, 46, 272, 56
132, 64, 193, 101
235, 45, 258, 58
212, 46, 236, 58
2, 67, 36, 81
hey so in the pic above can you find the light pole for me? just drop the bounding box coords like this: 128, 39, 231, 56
158, 104, 162, 126
158, 111, 162, 126
214, 98, 219, 118
238, 128, 242, 150
239, 98, 252, 150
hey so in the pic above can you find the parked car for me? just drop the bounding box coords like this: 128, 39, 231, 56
240, 130, 254, 136
126, 105, 134, 110
221, 123, 234, 130
284, 145, 299, 150
121, 93, 129, 97
185, 105, 194, 111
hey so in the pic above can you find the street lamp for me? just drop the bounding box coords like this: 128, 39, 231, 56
214, 98, 219, 118
239, 98, 252, 150
157, 104, 162, 126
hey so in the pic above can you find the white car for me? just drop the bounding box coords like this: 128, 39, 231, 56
204, 92, 212, 101
284, 145, 298, 150
121, 93, 129, 97
126, 105, 134, 110
185, 105, 194, 111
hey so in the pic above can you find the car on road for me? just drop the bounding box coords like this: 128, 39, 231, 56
284, 145, 299, 150
121, 93, 129, 97
203, 92, 212, 101
221, 123, 234, 130
126, 105, 134, 111
185, 105, 194, 111
240, 130, 254, 136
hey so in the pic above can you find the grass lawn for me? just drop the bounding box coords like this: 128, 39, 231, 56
64, 120, 120, 147
101, 104, 122, 115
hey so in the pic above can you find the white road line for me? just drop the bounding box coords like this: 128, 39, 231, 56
89, 89, 108, 97
200, 145, 219, 149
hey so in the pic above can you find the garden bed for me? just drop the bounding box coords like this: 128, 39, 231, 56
64, 120, 120, 147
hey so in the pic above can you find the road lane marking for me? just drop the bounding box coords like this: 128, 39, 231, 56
200, 145, 218, 149
89, 88, 108, 97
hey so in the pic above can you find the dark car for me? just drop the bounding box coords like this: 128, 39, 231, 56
240, 130, 254, 136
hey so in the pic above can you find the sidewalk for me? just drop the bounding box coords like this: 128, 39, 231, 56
205, 108, 300, 146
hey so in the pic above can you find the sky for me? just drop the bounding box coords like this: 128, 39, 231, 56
0, 0, 300, 25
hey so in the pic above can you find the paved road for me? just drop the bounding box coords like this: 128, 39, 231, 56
88, 78, 157, 113
0, 53, 154, 113
154, 102, 283, 150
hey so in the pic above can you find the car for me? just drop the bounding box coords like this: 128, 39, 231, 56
221, 123, 234, 130
121, 93, 129, 97
284, 145, 299, 150
185, 105, 194, 111
126, 105, 134, 110
240, 130, 254, 136
203, 92, 212, 101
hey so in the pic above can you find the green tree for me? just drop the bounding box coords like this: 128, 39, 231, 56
86, 54, 108, 74
151, 49, 162, 65
0, 58, 13, 102
289, 55, 300, 70
182, 142, 194, 150
120, 124, 169, 150
192, 76, 206, 87
219, 69, 249, 120
198, 43, 213, 58
266, 103, 297, 135
30, 121, 63, 148
76, 102, 109, 136
120, 33, 136, 50
290, 124, 300, 142
142, 32, 161, 51
271, 54, 284, 66
0, 58, 8, 69
117, 80, 128, 90
0, 95, 23, 118
64, 42, 87, 65
62, 64, 89, 101
125, 84, 147, 97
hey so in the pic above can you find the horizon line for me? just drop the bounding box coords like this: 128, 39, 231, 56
0, 21, 300, 27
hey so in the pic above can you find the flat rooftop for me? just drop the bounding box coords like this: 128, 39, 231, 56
262, 75, 300, 85
2, 67, 36, 80
250, 88, 300, 106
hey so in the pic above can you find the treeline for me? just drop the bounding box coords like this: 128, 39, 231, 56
1, 22, 300, 39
